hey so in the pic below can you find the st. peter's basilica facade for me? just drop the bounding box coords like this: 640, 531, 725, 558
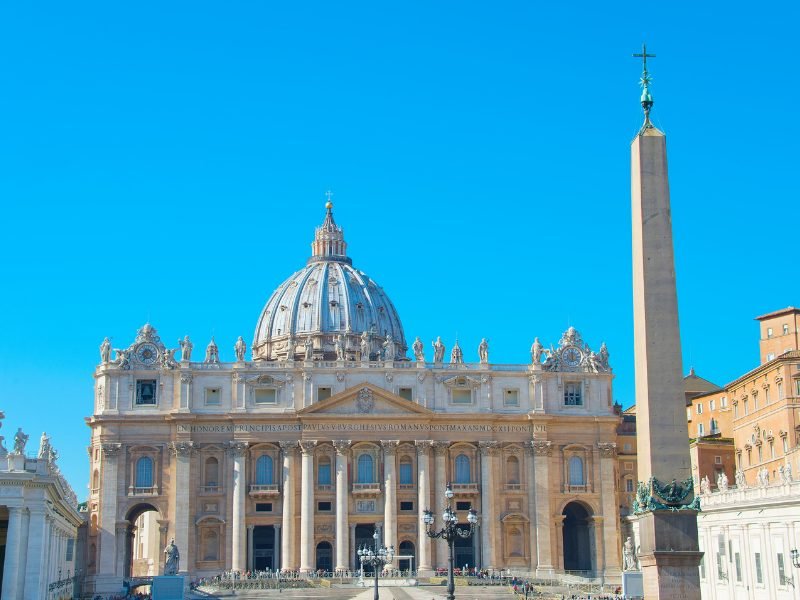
86, 203, 622, 593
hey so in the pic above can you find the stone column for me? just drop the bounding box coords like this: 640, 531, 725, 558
170, 441, 195, 574
531, 440, 554, 577
24, 508, 48, 598
273, 524, 281, 570
115, 522, 128, 578
597, 443, 621, 577
333, 440, 351, 572
350, 524, 357, 571
631, 107, 701, 598
382, 440, 399, 565
479, 441, 499, 570
179, 372, 192, 410
432, 441, 450, 569
229, 441, 249, 572
299, 440, 317, 573
415, 441, 433, 574
279, 441, 297, 571
98, 443, 122, 588
247, 525, 254, 571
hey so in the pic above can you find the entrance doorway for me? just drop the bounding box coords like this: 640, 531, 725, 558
125, 504, 161, 578
397, 541, 415, 572
354, 524, 377, 574
562, 502, 593, 572
316, 541, 333, 572
253, 525, 275, 571
453, 525, 475, 571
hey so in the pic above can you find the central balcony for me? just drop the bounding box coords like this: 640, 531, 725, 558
249, 484, 280, 498
450, 483, 479, 495
352, 482, 381, 496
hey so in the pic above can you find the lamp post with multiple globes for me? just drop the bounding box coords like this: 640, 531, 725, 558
357, 528, 394, 600
424, 483, 479, 600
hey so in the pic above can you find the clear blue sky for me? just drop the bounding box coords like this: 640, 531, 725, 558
1, 1, 797, 496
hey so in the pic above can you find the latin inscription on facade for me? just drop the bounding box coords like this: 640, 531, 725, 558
176, 423, 532, 434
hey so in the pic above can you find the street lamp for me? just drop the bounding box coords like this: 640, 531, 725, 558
424, 482, 479, 600
357, 528, 395, 600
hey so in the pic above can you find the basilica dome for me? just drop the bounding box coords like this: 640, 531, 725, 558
252, 203, 407, 361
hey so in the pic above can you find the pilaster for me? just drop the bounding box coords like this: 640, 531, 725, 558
530, 440, 554, 577
432, 441, 449, 568
1, 506, 22, 600
170, 441, 196, 573
381, 440, 399, 566
597, 442, 621, 577
98, 443, 122, 588
478, 441, 499, 569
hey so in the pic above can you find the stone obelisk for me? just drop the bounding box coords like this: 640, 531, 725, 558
630, 45, 702, 600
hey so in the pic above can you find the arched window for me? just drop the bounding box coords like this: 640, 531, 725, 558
455, 454, 471, 484
92, 469, 100, 491
135, 457, 153, 488
256, 455, 274, 485
204, 457, 219, 486
568, 456, 584, 486
203, 530, 219, 561
317, 456, 331, 486
506, 456, 520, 485
399, 457, 413, 485
357, 453, 374, 483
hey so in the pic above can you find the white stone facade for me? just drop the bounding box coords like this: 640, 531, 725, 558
85, 206, 624, 594
697, 465, 800, 600
0, 420, 82, 600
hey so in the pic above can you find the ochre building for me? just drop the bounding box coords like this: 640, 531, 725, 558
85, 205, 623, 593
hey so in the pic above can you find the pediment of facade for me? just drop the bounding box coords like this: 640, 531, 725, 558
297, 383, 433, 417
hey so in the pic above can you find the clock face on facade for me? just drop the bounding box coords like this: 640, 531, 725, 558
562, 346, 582, 367
136, 343, 159, 365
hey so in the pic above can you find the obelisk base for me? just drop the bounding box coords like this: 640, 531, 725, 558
637, 511, 702, 600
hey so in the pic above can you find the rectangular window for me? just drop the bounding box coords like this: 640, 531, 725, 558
716, 535, 726, 579
318, 462, 331, 486
687, 407, 692, 421
696, 403, 703, 414
317, 501, 332, 512
715, 456, 722, 465
744, 399, 748, 415
758, 445, 763, 462
754, 552, 763, 584
747, 449, 752, 465
504, 389, 520, 407
710, 399, 715, 411
784, 324, 789, 335
734, 403, 738, 418
765, 387, 770, 403
778, 382, 784, 400
564, 383, 582, 406
783, 437, 789, 453
778, 553, 786, 585
135, 380, 157, 405
399, 461, 413, 485
734, 552, 742, 582
767, 327, 773, 338
451, 389, 472, 405
66, 538, 74, 562
721, 396, 728, 408
400, 501, 414, 511
317, 387, 332, 401
767, 353, 775, 361
624, 443, 632, 452
205, 388, 221, 405
398, 387, 413, 401
456, 501, 472, 511
699, 542, 706, 580
753, 396, 758, 411
698, 423, 705, 436
255, 503, 273, 512
626, 479, 634, 492
254, 388, 277, 404
770, 442, 775, 459
796, 379, 800, 396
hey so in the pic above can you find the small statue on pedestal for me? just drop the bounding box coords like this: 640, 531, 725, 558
164, 538, 180, 575
234, 336, 247, 362
432, 337, 445, 363
622, 536, 638, 571
179, 336, 193, 361
412, 337, 424, 362
383, 334, 396, 361
100, 338, 111, 364
478, 338, 489, 364
13, 428, 29, 455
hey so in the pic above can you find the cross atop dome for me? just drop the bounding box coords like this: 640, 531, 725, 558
310, 194, 351, 264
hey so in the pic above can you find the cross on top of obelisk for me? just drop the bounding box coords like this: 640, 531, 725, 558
633, 43, 656, 127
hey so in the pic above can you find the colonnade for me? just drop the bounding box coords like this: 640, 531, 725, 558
222, 438, 563, 576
